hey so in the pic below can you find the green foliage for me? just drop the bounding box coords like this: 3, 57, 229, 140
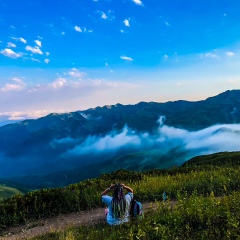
182, 151, 240, 167
32, 191, 240, 240
1, 163, 240, 234
0, 185, 23, 201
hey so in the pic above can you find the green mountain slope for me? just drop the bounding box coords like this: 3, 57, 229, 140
182, 151, 240, 167
0, 179, 30, 200
0, 185, 23, 200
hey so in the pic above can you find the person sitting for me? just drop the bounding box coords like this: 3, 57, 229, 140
100, 183, 134, 225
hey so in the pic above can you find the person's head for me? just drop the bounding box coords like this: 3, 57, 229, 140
111, 183, 127, 218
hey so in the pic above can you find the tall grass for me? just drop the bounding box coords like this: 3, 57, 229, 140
0, 165, 240, 233
32, 191, 240, 240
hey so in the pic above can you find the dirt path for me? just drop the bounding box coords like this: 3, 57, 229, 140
0, 201, 177, 240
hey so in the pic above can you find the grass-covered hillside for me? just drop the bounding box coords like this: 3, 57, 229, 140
182, 151, 240, 167
0, 151, 240, 239
0, 184, 23, 200
0, 179, 30, 200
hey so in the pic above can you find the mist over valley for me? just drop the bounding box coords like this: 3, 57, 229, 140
1, 90, 240, 189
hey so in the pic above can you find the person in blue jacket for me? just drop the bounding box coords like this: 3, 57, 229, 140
101, 182, 134, 225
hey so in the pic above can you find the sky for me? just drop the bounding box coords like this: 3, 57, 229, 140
1, 0, 240, 123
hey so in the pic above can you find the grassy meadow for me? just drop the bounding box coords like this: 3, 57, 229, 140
0, 151, 240, 239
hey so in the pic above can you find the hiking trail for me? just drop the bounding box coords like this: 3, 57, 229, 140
0, 201, 177, 240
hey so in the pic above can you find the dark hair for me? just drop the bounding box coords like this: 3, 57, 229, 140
111, 183, 127, 219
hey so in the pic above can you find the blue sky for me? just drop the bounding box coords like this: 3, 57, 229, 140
1, 0, 240, 123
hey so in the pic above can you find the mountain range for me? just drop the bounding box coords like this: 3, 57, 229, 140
1, 89, 240, 189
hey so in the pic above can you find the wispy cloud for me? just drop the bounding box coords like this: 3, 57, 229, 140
0, 110, 58, 121
7, 42, 16, 48
97, 10, 115, 21
67, 68, 85, 78
120, 55, 133, 61
200, 52, 218, 58
31, 57, 41, 62
0, 78, 25, 92
25, 45, 43, 54
34, 40, 42, 47
0, 70, 139, 114
12, 77, 24, 84
226, 51, 234, 57
48, 78, 67, 89
11, 37, 27, 44
0, 48, 22, 58
101, 12, 108, 19
74, 26, 82, 32
132, 0, 143, 5
123, 19, 130, 27
44, 59, 50, 64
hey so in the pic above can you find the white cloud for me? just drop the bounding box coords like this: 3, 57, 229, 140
0, 48, 22, 58
34, 40, 42, 47
7, 42, 16, 48
123, 19, 130, 27
74, 26, 82, 32
0, 83, 23, 92
97, 10, 115, 20
19, 37, 27, 43
46, 52, 50, 56
25, 45, 43, 55
0, 110, 58, 121
0, 71, 140, 114
201, 52, 218, 58
31, 57, 41, 62
120, 55, 133, 61
101, 12, 108, 19
49, 78, 67, 89
68, 68, 85, 78
12, 77, 24, 83
120, 30, 124, 33
44, 59, 50, 64
11, 37, 27, 44
132, 0, 143, 5
0, 79, 25, 92
226, 52, 234, 57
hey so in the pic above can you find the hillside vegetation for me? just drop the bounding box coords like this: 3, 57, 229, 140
0, 185, 23, 201
33, 192, 240, 240
0, 151, 240, 239
0, 180, 29, 200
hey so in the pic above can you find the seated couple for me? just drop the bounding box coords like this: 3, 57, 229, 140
101, 183, 133, 225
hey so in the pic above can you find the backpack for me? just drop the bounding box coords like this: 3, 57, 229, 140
129, 198, 144, 219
